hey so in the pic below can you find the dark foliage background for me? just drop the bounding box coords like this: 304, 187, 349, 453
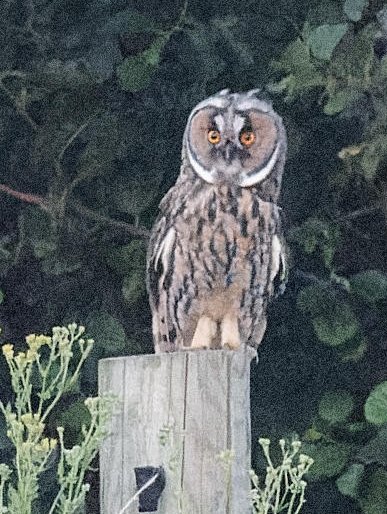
0, 0, 387, 512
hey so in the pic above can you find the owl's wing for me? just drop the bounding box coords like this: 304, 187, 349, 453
270, 207, 288, 298
146, 213, 178, 352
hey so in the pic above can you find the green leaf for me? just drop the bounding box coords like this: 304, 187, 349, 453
41, 255, 82, 276
0, 289, 4, 304
59, 400, 91, 446
289, 218, 340, 269
117, 55, 155, 92
122, 271, 146, 305
304, 441, 351, 479
86, 311, 127, 355
117, 35, 168, 92
360, 469, 387, 514
336, 463, 364, 499
365, 382, 387, 425
273, 38, 308, 73
309, 24, 348, 61
357, 427, 387, 466
298, 284, 359, 346
20, 206, 57, 259
332, 25, 376, 80
340, 336, 367, 363
270, 37, 325, 100
318, 390, 354, 423
312, 306, 359, 346
104, 9, 157, 35
343, 0, 368, 22
106, 241, 147, 277
308, 0, 346, 25
350, 270, 387, 303
112, 177, 156, 215
297, 283, 337, 317
361, 142, 382, 179
323, 88, 360, 115
359, 134, 387, 180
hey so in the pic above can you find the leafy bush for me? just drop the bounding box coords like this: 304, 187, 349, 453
0, 0, 386, 512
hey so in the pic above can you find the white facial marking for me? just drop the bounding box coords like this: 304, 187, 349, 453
233, 115, 245, 138
239, 142, 280, 187
187, 142, 216, 184
236, 98, 272, 112
214, 114, 225, 133
189, 97, 229, 118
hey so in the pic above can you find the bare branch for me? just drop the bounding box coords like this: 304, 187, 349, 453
0, 184, 151, 239
336, 205, 381, 221
56, 113, 100, 167
68, 199, 151, 239
0, 183, 46, 207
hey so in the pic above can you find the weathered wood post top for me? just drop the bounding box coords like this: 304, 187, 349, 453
99, 347, 256, 514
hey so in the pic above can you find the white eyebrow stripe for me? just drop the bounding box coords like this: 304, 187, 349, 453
190, 97, 229, 116
239, 143, 281, 187
236, 99, 272, 112
233, 115, 245, 135
214, 114, 225, 132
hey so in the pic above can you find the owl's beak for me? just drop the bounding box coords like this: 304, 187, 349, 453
222, 141, 238, 164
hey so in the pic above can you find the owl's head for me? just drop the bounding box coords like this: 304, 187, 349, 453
183, 89, 286, 189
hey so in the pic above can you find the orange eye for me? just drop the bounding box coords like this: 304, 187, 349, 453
240, 130, 255, 147
207, 129, 221, 144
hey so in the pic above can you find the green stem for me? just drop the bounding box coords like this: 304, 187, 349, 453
40, 352, 71, 424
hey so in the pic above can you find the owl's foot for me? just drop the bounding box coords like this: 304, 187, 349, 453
221, 314, 241, 350
191, 316, 217, 349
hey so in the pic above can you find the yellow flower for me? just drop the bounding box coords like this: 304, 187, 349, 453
21, 413, 34, 425
25, 334, 36, 347
2, 343, 14, 360
26, 349, 37, 363
36, 335, 52, 347
37, 438, 50, 453
26, 333, 52, 350
14, 352, 26, 367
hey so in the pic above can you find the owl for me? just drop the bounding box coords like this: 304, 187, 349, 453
146, 89, 287, 353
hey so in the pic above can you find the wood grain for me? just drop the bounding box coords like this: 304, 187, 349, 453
99, 347, 255, 514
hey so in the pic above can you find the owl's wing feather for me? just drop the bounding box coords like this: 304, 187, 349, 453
271, 210, 288, 297
146, 215, 178, 352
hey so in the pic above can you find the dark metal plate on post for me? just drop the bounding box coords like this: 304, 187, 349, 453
134, 466, 166, 512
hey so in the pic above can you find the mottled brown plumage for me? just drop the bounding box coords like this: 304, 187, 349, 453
147, 90, 287, 352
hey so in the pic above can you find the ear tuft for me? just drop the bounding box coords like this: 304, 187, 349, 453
246, 88, 261, 97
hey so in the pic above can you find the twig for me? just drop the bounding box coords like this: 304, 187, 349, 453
0, 70, 37, 131
68, 199, 150, 239
0, 183, 46, 207
56, 113, 100, 167
337, 205, 380, 221
117, 472, 159, 514
0, 183, 150, 239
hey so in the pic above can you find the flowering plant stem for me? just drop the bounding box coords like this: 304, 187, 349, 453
0, 324, 114, 514
250, 438, 314, 514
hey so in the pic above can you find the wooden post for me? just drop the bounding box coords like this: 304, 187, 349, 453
99, 347, 255, 514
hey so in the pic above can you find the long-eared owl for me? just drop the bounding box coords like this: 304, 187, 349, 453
146, 89, 287, 352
